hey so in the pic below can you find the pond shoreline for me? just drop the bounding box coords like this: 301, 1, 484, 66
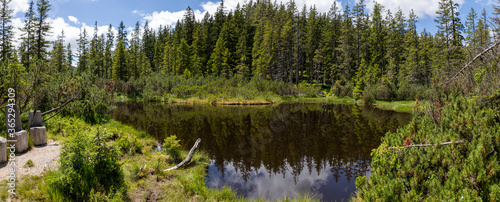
115, 95, 415, 113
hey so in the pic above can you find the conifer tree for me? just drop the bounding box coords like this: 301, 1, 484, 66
19, 1, 36, 69
338, 3, 354, 84
367, 2, 386, 85
0, 0, 14, 63
129, 21, 141, 78
89, 22, 104, 78
178, 38, 190, 74
190, 24, 204, 76
435, 0, 464, 77
210, 36, 230, 77
321, 1, 341, 84
77, 28, 89, 73
478, 8, 490, 46
306, 5, 320, 84
385, 9, 406, 87
139, 50, 151, 76
353, 0, 368, 68
66, 43, 73, 70
50, 31, 66, 73
491, 0, 500, 38
33, 0, 51, 61
465, 8, 478, 46
104, 24, 114, 79
401, 10, 421, 86
142, 21, 155, 71
112, 21, 128, 81
418, 30, 433, 86
183, 6, 195, 46
161, 33, 173, 74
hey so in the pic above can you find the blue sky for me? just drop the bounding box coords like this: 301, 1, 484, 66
8, 0, 496, 52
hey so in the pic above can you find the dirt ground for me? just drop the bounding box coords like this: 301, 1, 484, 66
0, 139, 61, 181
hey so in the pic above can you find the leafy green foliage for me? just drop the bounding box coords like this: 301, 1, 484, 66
356, 96, 500, 200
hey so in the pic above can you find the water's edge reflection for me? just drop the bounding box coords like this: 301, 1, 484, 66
110, 103, 411, 201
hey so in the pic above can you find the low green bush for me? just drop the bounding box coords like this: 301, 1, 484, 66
355, 96, 500, 200
163, 135, 182, 163
47, 130, 126, 201
362, 85, 377, 105
116, 134, 142, 156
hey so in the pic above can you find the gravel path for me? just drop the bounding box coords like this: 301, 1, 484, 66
0, 139, 61, 181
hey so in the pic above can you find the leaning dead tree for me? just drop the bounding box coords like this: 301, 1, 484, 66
164, 138, 201, 171
21, 83, 87, 123
442, 40, 500, 87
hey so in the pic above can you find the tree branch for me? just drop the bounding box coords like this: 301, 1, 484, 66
41, 83, 86, 117
390, 139, 465, 149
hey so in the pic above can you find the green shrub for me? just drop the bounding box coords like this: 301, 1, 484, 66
47, 130, 126, 201
362, 85, 377, 105
116, 134, 142, 156
355, 96, 500, 200
163, 135, 182, 163
331, 81, 354, 98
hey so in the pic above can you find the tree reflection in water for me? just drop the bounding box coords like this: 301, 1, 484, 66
110, 102, 411, 201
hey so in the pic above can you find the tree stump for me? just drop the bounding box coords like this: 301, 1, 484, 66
0, 137, 6, 163
29, 111, 47, 146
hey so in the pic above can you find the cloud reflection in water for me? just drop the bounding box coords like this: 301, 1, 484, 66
206, 160, 370, 201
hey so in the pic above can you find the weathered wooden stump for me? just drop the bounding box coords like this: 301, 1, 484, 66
5, 105, 28, 153
29, 110, 47, 146
29, 127, 47, 146
0, 137, 7, 163
12, 130, 28, 153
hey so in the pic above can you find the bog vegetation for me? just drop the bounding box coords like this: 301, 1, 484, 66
0, 0, 500, 200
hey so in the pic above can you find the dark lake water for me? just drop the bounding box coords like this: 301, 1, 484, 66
109, 102, 411, 201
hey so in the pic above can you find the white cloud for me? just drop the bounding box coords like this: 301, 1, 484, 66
365, 0, 465, 18
49, 17, 117, 53
206, 160, 362, 201
68, 16, 79, 24
132, 9, 146, 17
11, 16, 117, 60
11, 0, 29, 16
143, 10, 193, 29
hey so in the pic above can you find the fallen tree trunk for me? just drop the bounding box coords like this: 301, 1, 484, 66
164, 138, 201, 171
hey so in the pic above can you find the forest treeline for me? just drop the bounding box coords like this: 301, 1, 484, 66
0, 0, 499, 108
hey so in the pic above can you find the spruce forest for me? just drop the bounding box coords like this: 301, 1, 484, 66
1, 0, 496, 102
